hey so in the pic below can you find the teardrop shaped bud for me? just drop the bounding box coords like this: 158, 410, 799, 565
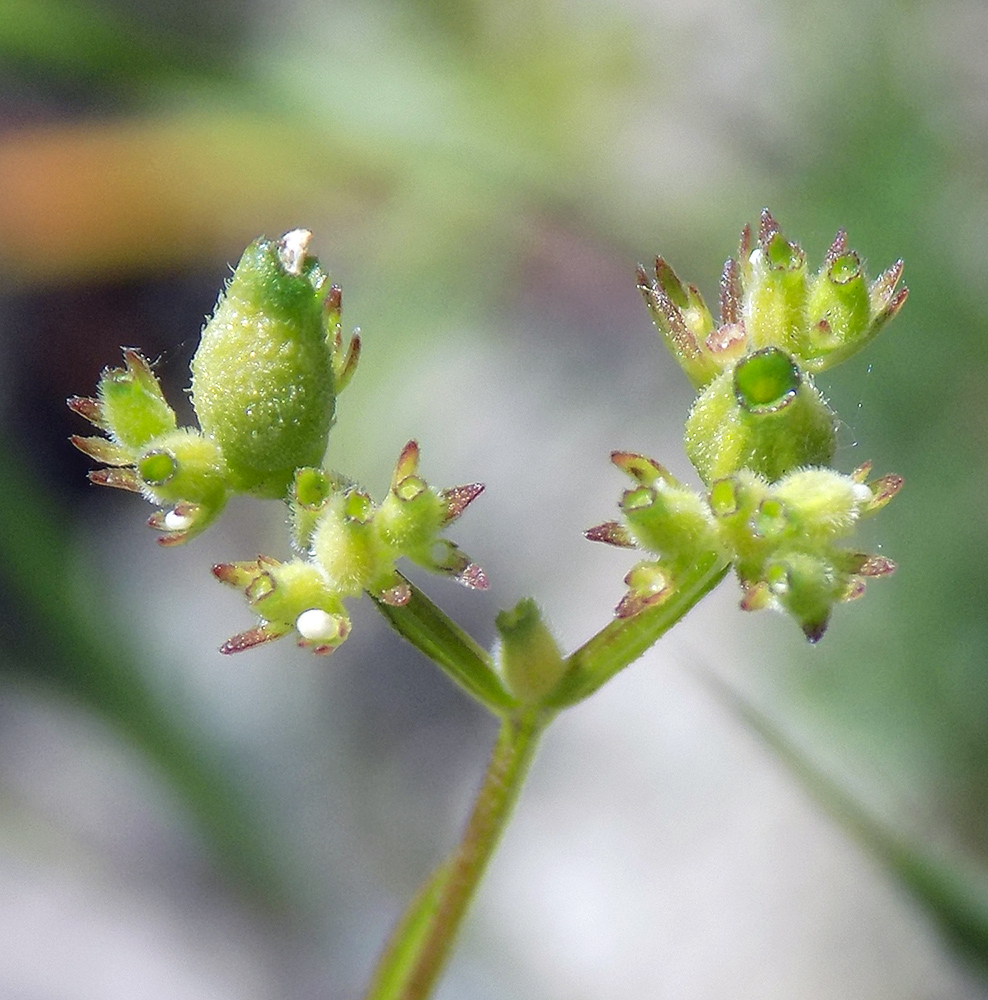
495, 598, 566, 705
191, 230, 338, 498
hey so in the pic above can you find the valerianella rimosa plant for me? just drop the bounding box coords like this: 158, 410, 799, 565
69, 212, 905, 1000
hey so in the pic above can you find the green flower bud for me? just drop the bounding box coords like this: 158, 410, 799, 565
770, 467, 872, 540
743, 228, 808, 354
135, 429, 227, 504
311, 489, 386, 596
191, 230, 345, 498
376, 441, 446, 553
212, 556, 351, 654
763, 552, 845, 643
684, 349, 836, 484
805, 248, 870, 360
287, 466, 353, 552
133, 429, 230, 543
596, 210, 907, 643
637, 257, 721, 388
495, 598, 566, 705
617, 475, 718, 568
709, 465, 901, 641
638, 210, 907, 388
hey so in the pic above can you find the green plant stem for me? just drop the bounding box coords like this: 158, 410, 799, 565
363, 708, 548, 1000
545, 551, 731, 709
371, 578, 518, 714
365, 554, 730, 1000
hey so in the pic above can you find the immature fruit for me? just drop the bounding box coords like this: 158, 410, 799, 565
191, 229, 337, 498
684, 349, 837, 484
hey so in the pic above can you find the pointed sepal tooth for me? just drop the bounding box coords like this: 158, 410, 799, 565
653, 256, 687, 303
739, 581, 771, 612
70, 435, 132, 465
758, 208, 781, 247
635, 262, 651, 292
456, 561, 489, 590
615, 562, 671, 618
865, 473, 904, 512
850, 461, 873, 484
212, 559, 265, 589
219, 624, 288, 655
584, 521, 636, 548
120, 348, 159, 385
154, 530, 191, 548
855, 554, 897, 577
610, 451, 675, 486
735, 223, 753, 286
648, 284, 697, 352
704, 321, 746, 360
147, 502, 203, 545
868, 259, 904, 310
440, 483, 485, 523
88, 467, 143, 492
67, 395, 107, 428
875, 286, 908, 326
801, 615, 830, 644
392, 440, 421, 487
334, 332, 361, 392
638, 263, 714, 384
719, 257, 742, 325
416, 538, 489, 589
323, 283, 342, 323
373, 579, 412, 606
823, 228, 848, 268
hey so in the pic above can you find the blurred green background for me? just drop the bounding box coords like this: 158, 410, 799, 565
2, 0, 988, 997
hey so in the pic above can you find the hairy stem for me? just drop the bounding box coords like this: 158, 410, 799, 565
363, 709, 547, 1000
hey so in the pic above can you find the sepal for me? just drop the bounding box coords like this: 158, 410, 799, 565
96, 349, 177, 450
212, 556, 351, 655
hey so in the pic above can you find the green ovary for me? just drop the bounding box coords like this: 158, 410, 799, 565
685, 365, 836, 484
191, 238, 336, 498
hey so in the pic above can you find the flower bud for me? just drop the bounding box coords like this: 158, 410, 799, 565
191, 230, 341, 499
212, 556, 351, 654
134, 429, 230, 543
743, 228, 808, 354
640, 210, 907, 387
311, 489, 387, 596
495, 598, 566, 704
618, 475, 717, 567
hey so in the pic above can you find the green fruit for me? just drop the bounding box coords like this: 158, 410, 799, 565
191, 230, 337, 498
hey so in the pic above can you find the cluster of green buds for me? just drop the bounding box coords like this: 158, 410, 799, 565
69, 230, 359, 544
212, 442, 486, 654
69, 230, 486, 655
588, 210, 906, 641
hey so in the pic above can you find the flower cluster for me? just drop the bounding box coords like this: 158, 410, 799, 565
589, 211, 906, 640
69, 230, 485, 655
